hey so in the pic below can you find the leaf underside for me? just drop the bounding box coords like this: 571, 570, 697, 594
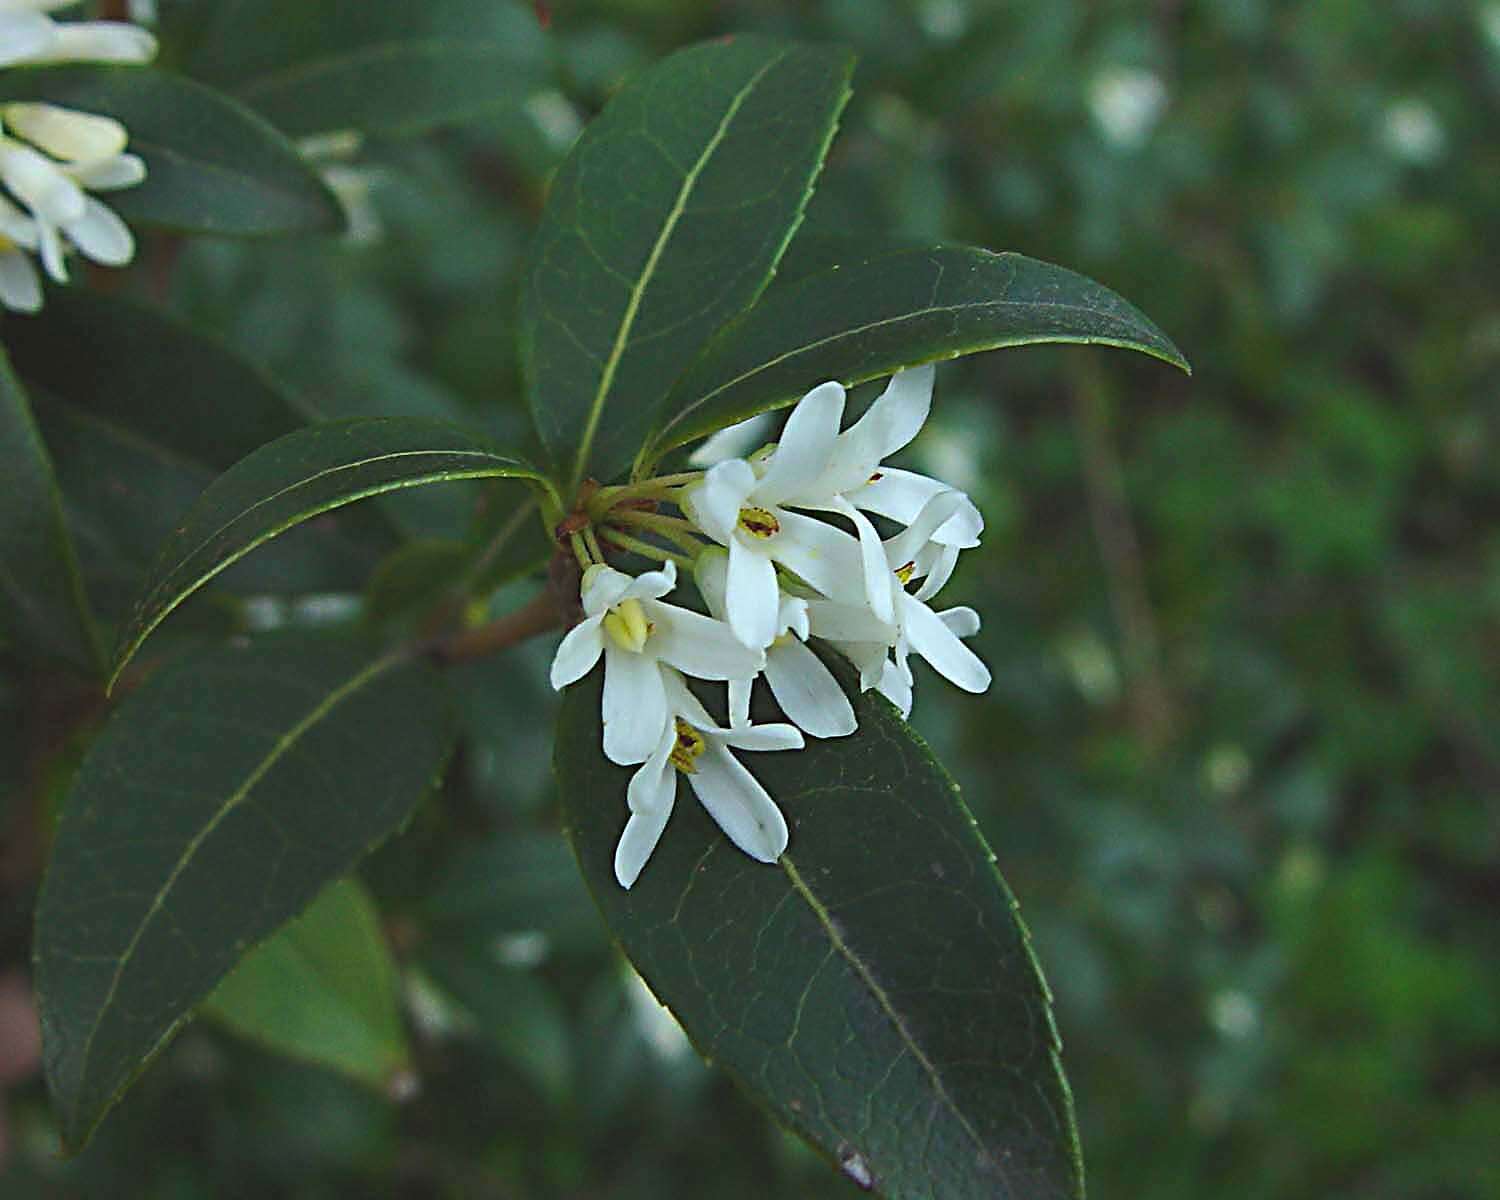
557, 667, 1083, 1200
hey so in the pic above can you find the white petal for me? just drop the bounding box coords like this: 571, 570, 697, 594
764, 638, 857, 738
0, 248, 41, 313
851, 468, 983, 548
688, 458, 756, 545
767, 508, 862, 598
688, 412, 773, 467
601, 650, 669, 765
884, 489, 966, 568
627, 724, 677, 814
876, 658, 913, 718
718, 721, 804, 753
63, 197, 133, 266
65, 151, 145, 191
900, 594, 991, 693
646, 600, 764, 680
0, 13, 56, 66
805, 599, 896, 645
832, 498, 895, 624
725, 538, 780, 650
693, 546, 730, 621
4, 103, 127, 162
661, 668, 716, 729
0, 193, 37, 246
37, 220, 66, 282
913, 543, 960, 602
777, 593, 810, 641
939, 606, 981, 639
753, 381, 844, 506
41, 23, 157, 64
549, 616, 604, 689
614, 804, 673, 889
728, 677, 753, 728
0, 141, 86, 223
687, 744, 789, 863
579, 562, 634, 617
621, 558, 677, 603
824, 365, 934, 492
833, 639, 893, 690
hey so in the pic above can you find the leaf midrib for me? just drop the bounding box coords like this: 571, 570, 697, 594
779, 853, 990, 1167
567, 47, 791, 495
68, 651, 403, 1129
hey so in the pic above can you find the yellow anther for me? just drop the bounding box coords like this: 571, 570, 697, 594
602, 598, 652, 653
0, 234, 14, 253
894, 560, 916, 585
737, 506, 781, 539
669, 718, 707, 774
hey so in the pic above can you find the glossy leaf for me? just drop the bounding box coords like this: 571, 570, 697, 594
186, 0, 548, 137
557, 669, 1082, 1200
0, 348, 100, 673
8, 288, 308, 471
202, 878, 410, 1093
642, 246, 1191, 468
0, 65, 342, 235
521, 35, 854, 490
108, 416, 545, 686
34, 637, 454, 1149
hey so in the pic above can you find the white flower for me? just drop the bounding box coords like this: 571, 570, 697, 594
807, 490, 991, 716
0, 1, 156, 68
549, 560, 764, 766
615, 669, 802, 888
696, 548, 857, 739
683, 393, 865, 649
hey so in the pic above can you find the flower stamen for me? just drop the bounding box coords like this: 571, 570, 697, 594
669, 718, 707, 774
602, 598, 653, 653
737, 506, 781, 539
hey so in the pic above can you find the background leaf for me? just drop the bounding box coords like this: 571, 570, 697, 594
185, 0, 549, 137
521, 35, 854, 490
643, 246, 1189, 465
108, 415, 544, 683
0, 65, 342, 235
33, 636, 453, 1149
0, 348, 100, 673
202, 878, 411, 1093
557, 668, 1082, 1200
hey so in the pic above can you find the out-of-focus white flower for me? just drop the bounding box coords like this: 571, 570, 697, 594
1089, 66, 1167, 150
0, 0, 156, 68
1382, 99, 1445, 166
615, 669, 802, 888
548, 560, 763, 766
298, 131, 385, 245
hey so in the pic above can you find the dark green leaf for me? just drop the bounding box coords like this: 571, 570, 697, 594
521, 35, 854, 490
0, 65, 342, 235
34, 636, 453, 1149
8, 288, 308, 471
0, 348, 101, 672
642, 246, 1191, 468
202, 878, 410, 1092
32, 396, 393, 621
186, 0, 548, 137
108, 416, 545, 686
557, 670, 1082, 1200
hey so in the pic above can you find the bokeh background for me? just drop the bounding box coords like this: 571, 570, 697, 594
3, 0, 1498, 1196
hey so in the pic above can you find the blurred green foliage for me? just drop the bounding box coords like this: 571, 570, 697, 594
3, 0, 1497, 1196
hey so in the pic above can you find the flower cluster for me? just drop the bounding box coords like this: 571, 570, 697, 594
551, 367, 992, 888
0, 0, 156, 313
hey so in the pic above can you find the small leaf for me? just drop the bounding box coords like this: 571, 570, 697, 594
186, 0, 549, 137
0, 65, 342, 235
34, 636, 454, 1150
202, 878, 410, 1093
521, 35, 854, 491
108, 416, 545, 686
557, 669, 1082, 1200
0, 348, 101, 673
642, 245, 1190, 468
8, 288, 309, 471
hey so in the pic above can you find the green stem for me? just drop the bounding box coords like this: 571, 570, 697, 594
607, 510, 707, 555
597, 527, 696, 570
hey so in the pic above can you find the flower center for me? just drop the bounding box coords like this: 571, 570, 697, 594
0, 234, 13, 253
669, 718, 706, 774
894, 560, 916, 585
602, 598, 653, 653
737, 506, 781, 539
